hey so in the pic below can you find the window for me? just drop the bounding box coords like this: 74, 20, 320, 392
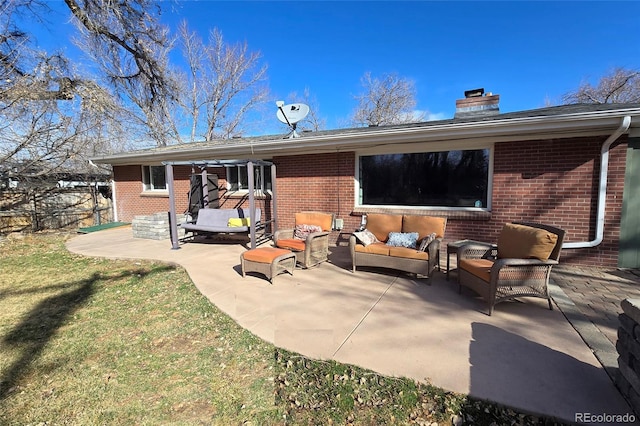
358, 149, 490, 208
226, 164, 272, 192
142, 165, 167, 191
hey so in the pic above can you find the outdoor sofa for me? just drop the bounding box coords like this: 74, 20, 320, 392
349, 213, 446, 279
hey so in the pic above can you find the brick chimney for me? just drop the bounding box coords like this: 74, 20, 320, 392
454, 88, 500, 118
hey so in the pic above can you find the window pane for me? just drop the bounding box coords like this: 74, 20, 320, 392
360, 150, 489, 207
263, 167, 272, 191
239, 166, 248, 189
142, 166, 151, 190
227, 167, 238, 191
151, 166, 166, 190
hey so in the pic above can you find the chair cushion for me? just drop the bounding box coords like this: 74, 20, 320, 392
497, 223, 558, 260
402, 215, 446, 239
365, 213, 402, 242
386, 232, 419, 248
295, 212, 333, 231
276, 238, 306, 252
459, 258, 494, 282
243, 247, 292, 263
388, 246, 429, 260
353, 242, 390, 256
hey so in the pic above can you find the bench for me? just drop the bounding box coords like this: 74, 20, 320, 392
180, 208, 261, 237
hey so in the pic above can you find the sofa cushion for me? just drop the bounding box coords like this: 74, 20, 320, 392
295, 212, 333, 231
388, 246, 429, 260
497, 223, 558, 260
459, 258, 494, 282
386, 232, 419, 249
402, 215, 446, 240
365, 213, 402, 242
353, 242, 390, 256
353, 229, 379, 246
276, 238, 306, 252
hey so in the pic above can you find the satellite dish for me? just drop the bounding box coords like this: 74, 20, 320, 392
276, 102, 310, 138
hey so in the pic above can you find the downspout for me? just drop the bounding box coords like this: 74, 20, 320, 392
111, 179, 118, 223
563, 115, 631, 249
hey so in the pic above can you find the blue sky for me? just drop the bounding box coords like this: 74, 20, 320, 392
32, 1, 640, 133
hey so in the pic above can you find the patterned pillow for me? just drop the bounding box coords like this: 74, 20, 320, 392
353, 229, 379, 246
294, 224, 322, 240
418, 232, 437, 251
386, 232, 419, 249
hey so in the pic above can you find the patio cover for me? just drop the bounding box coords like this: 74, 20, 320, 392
162, 160, 277, 250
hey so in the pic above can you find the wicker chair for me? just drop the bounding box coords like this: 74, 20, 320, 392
274, 212, 334, 268
457, 221, 566, 315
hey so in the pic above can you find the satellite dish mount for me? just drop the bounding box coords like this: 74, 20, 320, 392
276, 101, 310, 138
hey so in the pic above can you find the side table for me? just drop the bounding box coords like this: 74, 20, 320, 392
446, 239, 495, 281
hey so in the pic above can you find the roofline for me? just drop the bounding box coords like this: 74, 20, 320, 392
91, 106, 640, 165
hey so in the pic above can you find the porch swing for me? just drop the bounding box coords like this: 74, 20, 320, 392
164, 160, 277, 250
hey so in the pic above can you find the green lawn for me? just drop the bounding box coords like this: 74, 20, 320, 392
0, 233, 564, 425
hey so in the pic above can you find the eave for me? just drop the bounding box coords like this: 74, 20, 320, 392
91, 106, 640, 166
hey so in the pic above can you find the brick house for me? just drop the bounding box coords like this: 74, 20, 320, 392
91, 95, 640, 268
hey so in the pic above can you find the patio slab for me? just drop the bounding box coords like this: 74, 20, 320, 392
66, 226, 635, 424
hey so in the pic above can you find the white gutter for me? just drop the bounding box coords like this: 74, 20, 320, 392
563, 115, 631, 249
91, 107, 640, 165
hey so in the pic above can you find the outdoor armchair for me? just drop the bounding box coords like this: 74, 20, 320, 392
457, 221, 566, 315
274, 211, 334, 268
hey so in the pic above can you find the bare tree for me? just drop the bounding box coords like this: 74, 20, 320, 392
0, 0, 123, 181
286, 87, 326, 132
65, 0, 181, 146
177, 23, 269, 141
563, 67, 640, 104
351, 72, 424, 127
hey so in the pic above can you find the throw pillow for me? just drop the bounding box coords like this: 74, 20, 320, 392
228, 217, 250, 227
386, 232, 419, 249
418, 232, 437, 251
294, 224, 322, 240
353, 229, 379, 246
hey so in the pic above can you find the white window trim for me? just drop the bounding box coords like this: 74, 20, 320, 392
225, 164, 272, 193
354, 142, 494, 211
141, 165, 167, 192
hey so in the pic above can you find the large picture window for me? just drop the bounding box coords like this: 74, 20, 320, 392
358, 149, 490, 208
142, 165, 167, 191
226, 164, 272, 192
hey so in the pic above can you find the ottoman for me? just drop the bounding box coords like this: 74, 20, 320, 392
241, 247, 296, 283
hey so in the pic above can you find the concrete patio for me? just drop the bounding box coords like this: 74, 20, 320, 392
66, 226, 636, 424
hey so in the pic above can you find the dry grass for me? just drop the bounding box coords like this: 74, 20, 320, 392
0, 233, 565, 425
0, 233, 279, 425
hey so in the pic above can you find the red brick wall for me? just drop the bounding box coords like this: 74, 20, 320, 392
113, 135, 628, 267
445, 136, 627, 267
113, 164, 268, 222
273, 152, 358, 245
113, 165, 192, 221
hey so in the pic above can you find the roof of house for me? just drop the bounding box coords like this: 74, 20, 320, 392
92, 103, 640, 165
